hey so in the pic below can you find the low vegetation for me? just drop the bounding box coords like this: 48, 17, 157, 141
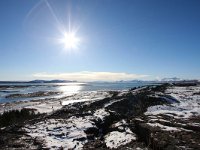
0, 108, 38, 128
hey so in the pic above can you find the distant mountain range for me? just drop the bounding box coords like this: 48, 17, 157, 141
0, 80, 77, 84
116, 77, 199, 83
28, 80, 77, 83
161, 77, 182, 82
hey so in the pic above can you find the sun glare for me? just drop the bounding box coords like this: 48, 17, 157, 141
59, 32, 80, 50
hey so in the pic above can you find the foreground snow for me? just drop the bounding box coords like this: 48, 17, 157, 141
105, 131, 136, 149
105, 120, 137, 149
24, 109, 137, 149
24, 116, 95, 150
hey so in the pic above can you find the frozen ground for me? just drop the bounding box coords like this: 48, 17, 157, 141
24, 116, 95, 150
23, 108, 136, 149
145, 85, 200, 119
105, 119, 137, 149
105, 130, 136, 149
1, 83, 200, 150
0, 91, 111, 114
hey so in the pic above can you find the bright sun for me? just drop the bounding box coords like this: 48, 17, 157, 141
60, 32, 80, 50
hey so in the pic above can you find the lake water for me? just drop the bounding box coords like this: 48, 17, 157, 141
0, 82, 156, 103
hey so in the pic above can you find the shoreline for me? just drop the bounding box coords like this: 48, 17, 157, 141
0, 90, 113, 114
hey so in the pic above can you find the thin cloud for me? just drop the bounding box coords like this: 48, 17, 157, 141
32, 71, 149, 81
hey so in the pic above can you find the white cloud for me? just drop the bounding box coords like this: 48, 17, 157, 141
32, 71, 149, 82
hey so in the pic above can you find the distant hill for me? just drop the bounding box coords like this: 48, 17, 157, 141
0, 80, 77, 84
0, 81, 27, 84
115, 80, 160, 83
28, 80, 77, 83
161, 77, 182, 82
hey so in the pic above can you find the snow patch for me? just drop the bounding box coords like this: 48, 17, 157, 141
113, 119, 127, 127
105, 130, 136, 149
104, 99, 123, 107
93, 108, 110, 120
25, 102, 62, 113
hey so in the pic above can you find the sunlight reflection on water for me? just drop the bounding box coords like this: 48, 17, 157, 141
58, 84, 83, 95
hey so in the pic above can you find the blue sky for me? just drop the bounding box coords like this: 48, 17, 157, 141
0, 0, 200, 81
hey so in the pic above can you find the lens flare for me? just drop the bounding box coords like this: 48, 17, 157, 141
26, 0, 82, 50
59, 31, 80, 50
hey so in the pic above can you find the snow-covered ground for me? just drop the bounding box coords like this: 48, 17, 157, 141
23, 104, 114, 149
105, 130, 136, 149
2, 84, 200, 149
94, 108, 110, 120
24, 116, 95, 149
62, 91, 110, 106
23, 99, 139, 150
105, 119, 136, 149
23, 108, 132, 149
145, 85, 200, 119
0, 91, 111, 114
